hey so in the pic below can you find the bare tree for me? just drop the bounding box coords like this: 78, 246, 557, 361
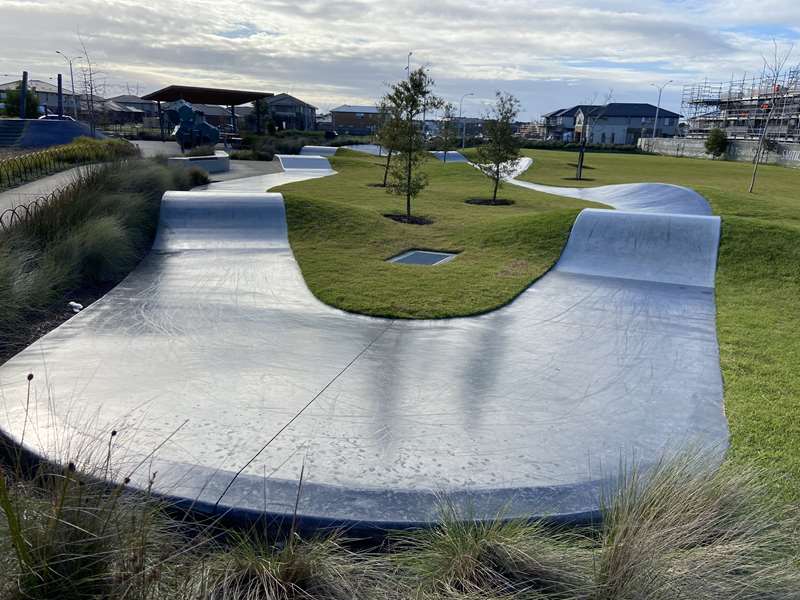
78, 34, 100, 136
438, 102, 458, 162
575, 89, 613, 180
749, 41, 797, 193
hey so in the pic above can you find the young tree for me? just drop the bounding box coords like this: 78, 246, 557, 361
475, 92, 522, 203
4, 86, 40, 118
438, 102, 458, 162
382, 67, 442, 219
704, 127, 728, 159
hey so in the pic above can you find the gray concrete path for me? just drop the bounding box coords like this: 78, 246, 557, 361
0, 166, 88, 213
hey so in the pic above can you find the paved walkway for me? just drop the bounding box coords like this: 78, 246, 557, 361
0, 159, 280, 214
0, 166, 89, 213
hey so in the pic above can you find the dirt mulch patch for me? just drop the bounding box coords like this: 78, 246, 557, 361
367, 183, 386, 188
383, 213, 433, 225
465, 198, 515, 206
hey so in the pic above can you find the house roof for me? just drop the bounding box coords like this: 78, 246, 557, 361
142, 85, 272, 105
267, 93, 317, 110
543, 105, 602, 119
584, 103, 681, 119
331, 104, 381, 114
108, 94, 155, 105
0, 79, 79, 96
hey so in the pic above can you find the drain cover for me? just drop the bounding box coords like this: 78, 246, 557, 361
388, 250, 457, 266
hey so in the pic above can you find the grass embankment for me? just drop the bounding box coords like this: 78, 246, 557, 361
277, 150, 597, 318
0, 159, 207, 361
515, 149, 800, 503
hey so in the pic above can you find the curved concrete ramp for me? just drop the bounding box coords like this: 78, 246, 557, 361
276, 154, 333, 171
300, 146, 338, 157
0, 162, 726, 534
508, 158, 711, 216
557, 209, 720, 287
344, 143, 385, 156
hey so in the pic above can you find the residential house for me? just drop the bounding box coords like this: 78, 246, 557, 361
236, 93, 317, 131
574, 103, 681, 145
107, 94, 159, 116
330, 105, 384, 135
542, 105, 601, 141
0, 78, 80, 115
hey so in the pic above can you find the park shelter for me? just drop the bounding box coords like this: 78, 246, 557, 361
141, 85, 273, 138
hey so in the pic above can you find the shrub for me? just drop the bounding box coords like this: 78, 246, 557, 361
185, 145, 217, 157
3, 85, 40, 118
705, 128, 729, 158
392, 500, 587, 597
0, 137, 139, 190
0, 158, 197, 354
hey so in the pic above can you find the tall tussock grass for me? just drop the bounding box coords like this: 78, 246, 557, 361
0, 159, 208, 355
0, 448, 798, 599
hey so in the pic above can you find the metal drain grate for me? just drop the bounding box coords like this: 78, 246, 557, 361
388, 250, 457, 266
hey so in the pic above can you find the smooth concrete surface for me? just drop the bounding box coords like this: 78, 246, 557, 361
0, 165, 95, 213
508, 157, 711, 216
300, 146, 338, 157
131, 140, 182, 158
276, 154, 334, 170
167, 151, 230, 174
430, 150, 468, 162
344, 143, 385, 156
0, 152, 727, 533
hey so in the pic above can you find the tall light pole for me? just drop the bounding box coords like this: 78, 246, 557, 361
459, 92, 474, 148
651, 80, 673, 142
406, 51, 413, 80
56, 50, 81, 119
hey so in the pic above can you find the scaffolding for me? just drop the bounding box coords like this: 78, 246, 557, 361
681, 68, 800, 141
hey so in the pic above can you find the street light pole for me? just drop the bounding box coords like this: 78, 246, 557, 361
459, 92, 474, 148
406, 51, 413, 80
651, 80, 673, 144
56, 50, 81, 119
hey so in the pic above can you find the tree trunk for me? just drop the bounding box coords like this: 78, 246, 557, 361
576, 141, 585, 180
382, 149, 393, 187
406, 151, 412, 217
492, 164, 500, 201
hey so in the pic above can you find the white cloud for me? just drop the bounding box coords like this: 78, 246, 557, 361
1, 0, 798, 116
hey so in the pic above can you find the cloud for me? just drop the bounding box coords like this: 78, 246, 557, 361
1, 0, 798, 116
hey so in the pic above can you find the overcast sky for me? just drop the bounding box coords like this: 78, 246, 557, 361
1, 0, 799, 118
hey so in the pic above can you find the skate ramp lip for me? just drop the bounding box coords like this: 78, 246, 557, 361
556, 209, 721, 288
276, 154, 334, 171
299, 145, 338, 157
0, 156, 727, 533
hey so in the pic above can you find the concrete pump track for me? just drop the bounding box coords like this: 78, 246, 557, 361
0, 149, 727, 535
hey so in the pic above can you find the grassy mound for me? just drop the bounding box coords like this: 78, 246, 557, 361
277, 150, 599, 318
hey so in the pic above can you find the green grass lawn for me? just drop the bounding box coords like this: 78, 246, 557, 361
517, 149, 800, 502
277, 150, 598, 318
